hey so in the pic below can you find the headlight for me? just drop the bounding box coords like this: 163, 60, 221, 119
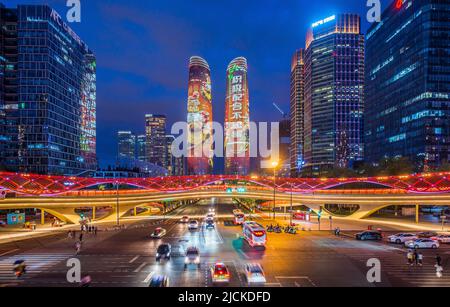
196, 257, 200, 262
156, 253, 160, 257
185, 257, 189, 263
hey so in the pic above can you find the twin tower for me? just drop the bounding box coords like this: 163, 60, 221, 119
186, 56, 250, 176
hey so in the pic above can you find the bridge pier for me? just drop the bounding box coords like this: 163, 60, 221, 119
41, 209, 45, 225
416, 204, 420, 224
92, 206, 96, 220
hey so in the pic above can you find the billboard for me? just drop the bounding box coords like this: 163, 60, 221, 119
7, 213, 25, 225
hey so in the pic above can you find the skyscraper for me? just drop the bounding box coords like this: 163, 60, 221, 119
166, 134, 185, 176
136, 134, 146, 162
303, 14, 364, 175
186, 56, 213, 175
117, 131, 136, 160
365, 0, 450, 170
290, 50, 305, 177
0, 4, 97, 175
145, 114, 167, 168
224, 57, 250, 175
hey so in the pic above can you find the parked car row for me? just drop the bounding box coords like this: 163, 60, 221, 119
355, 230, 449, 249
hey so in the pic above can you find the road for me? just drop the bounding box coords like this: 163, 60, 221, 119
0, 200, 450, 287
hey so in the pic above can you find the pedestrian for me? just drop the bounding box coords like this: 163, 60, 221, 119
79, 232, 83, 242
418, 253, 423, 266
94, 227, 98, 236
336, 227, 341, 236
436, 254, 442, 267
414, 250, 419, 266
407, 251, 413, 265
436, 264, 443, 278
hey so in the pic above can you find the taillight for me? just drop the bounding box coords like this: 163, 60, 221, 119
254, 231, 265, 237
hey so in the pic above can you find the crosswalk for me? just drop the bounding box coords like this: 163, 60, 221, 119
348, 253, 450, 287
0, 252, 71, 286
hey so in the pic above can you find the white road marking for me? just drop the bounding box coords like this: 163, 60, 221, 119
133, 262, 147, 273
129, 256, 139, 264
0, 249, 19, 257
142, 271, 154, 283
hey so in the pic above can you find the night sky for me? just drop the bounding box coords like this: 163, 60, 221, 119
9, 0, 391, 167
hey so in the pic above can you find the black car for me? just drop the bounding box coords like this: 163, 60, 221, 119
418, 231, 438, 238
156, 243, 171, 261
149, 275, 169, 287
355, 231, 382, 241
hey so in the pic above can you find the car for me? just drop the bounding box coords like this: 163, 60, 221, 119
418, 231, 438, 238
244, 263, 266, 285
150, 227, 167, 239
388, 233, 418, 244
188, 220, 199, 230
355, 231, 382, 241
184, 247, 201, 269
205, 219, 215, 229
211, 263, 230, 284
149, 275, 169, 287
431, 234, 450, 244
180, 216, 189, 223
156, 243, 171, 262
206, 213, 215, 220
405, 238, 440, 249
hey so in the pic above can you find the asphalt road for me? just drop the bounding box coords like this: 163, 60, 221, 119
1, 201, 450, 287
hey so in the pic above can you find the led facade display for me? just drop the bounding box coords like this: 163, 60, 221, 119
186, 56, 213, 175
224, 57, 250, 175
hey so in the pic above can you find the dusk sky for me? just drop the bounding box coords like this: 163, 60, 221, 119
9, 0, 391, 167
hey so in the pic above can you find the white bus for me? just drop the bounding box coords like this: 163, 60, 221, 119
243, 222, 267, 248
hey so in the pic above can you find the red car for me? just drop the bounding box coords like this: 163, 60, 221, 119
211, 263, 230, 284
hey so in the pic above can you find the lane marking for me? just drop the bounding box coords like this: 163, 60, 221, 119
142, 271, 154, 283
133, 262, 147, 273
129, 256, 139, 264
0, 249, 20, 257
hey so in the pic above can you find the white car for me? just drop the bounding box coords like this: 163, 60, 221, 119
188, 220, 199, 230
150, 227, 167, 239
244, 263, 266, 285
388, 233, 418, 244
205, 213, 215, 220
405, 238, 440, 249
184, 247, 200, 270
432, 234, 450, 244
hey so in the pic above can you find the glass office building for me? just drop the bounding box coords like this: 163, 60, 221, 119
0, 4, 97, 175
365, 0, 450, 170
117, 131, 136, 160
303, 14, 365, 175
145, 114, 167, 168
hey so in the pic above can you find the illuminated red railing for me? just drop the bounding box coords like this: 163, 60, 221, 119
0, 172, 450, 196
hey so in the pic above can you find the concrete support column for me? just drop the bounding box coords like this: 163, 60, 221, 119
134, 207, 137, 216
92, 206, 96, 220
41, 209, 45, 225
416, 204, 420, 224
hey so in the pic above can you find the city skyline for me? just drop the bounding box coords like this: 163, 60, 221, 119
4, 0, 391, 168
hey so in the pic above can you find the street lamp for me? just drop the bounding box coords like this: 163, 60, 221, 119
290, 182, 293, 226
116, 181, 120, 227
271, 160, 279, 220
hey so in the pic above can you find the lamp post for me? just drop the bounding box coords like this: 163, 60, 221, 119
116, 181, 120, 227
271, 161, 279, 220
290, 182, 293, 226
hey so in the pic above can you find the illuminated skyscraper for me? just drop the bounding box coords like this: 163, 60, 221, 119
136, 134, 146, 162
117, 131, 136, 160
303, 14, 364, 175
145, 114, 167, 168
365, 0, 450, 170
290, 50, 305, 177
0, 5, 97, 175
224, 57, 250, 175
186, 56, 213, 175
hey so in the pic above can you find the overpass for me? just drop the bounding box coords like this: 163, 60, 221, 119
1, 172, 450, 224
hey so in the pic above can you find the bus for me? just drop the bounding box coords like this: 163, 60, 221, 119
243, 222, 267, 248
233, 209, 245, 225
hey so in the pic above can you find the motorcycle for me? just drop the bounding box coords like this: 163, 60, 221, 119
266, 225, 274, 233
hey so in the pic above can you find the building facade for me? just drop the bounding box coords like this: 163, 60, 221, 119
289, 49, 305, 177
117, 131, 135, 160
0, 4, 97, 175
166, 134, 185, 176
136, 134, 146, 162
145, 114, 167, 168
303, 14, 365, 175
224, 57, 250, 175
186, 56, 213, 175
365, 0, 450, 170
